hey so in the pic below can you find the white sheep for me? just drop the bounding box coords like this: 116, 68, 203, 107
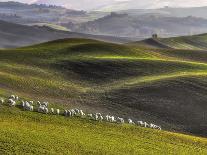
67, 110, 72, 117
64, 110, 68, 116
117, 117, 124, 124
71, 109, 76, 116
108, 116, 116, 122
74, 109, 80, 114
45, 108, 49, 114
111, 116, 116, 122
95, 113, 103, 121
150, 124, 161, 130
143, 122, 150, 128
37, 106, 44, 113
21, 100, 25, 107
137, 121, 144, 127
105, 115, 110, 121
99, 115, 103, 121
8, 99, 16, 107
0, 98, 4, 104
95, 114, 99, 121
15, 96, 19, 101
30, 106, 34, 111
51, 108, 55, 114
56, 109, 60, 115
157, 126, 162, 130
42, 102, 49, 107
38, 105, 48, 114
128, 119, 135, 124
10, 95, 15, 100
80, 110, 85, 117
23, 101, 33, 111
37, 101, 41, 106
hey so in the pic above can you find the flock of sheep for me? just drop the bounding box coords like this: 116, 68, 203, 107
0, 95, 162, 130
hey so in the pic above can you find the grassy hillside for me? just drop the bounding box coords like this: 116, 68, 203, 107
0, 37, 207, 154
157, 34, 207, 50
130, 33, 207, 50
0, 38, 207, 138
0, 103, 206, 154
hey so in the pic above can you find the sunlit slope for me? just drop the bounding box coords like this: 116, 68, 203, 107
131, 33, 207, 50
0, 104, 206, 155
0, 38, 207, 136
157, 33, 207, 50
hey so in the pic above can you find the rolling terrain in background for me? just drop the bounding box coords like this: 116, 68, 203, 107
132, 34, 207, 50
2, 2, 207, 38
0, 20, 131, 48
70, 13, 207, 38
0, 1, 107, 24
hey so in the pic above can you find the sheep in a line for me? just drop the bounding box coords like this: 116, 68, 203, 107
136, 121, 161, 130
64, 109, 85, 118
5, 95, 162, 131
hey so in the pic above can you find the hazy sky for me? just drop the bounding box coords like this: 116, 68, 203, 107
2, 0, 207, 10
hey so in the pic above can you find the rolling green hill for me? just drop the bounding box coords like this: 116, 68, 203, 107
157, 34, 207, 50
0, 37, 207, 154
132, 33, 207, 50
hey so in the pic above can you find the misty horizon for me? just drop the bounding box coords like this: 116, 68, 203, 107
1, 0, 207, 11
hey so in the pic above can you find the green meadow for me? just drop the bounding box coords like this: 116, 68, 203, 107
0, 103, 206, 155
0, 37, 207, 154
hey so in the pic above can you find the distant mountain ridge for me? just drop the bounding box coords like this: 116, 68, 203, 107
0, 1, 96, 25
70, 13, 207, 38
2, 1, 207, 40
119, 6, 207, 19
